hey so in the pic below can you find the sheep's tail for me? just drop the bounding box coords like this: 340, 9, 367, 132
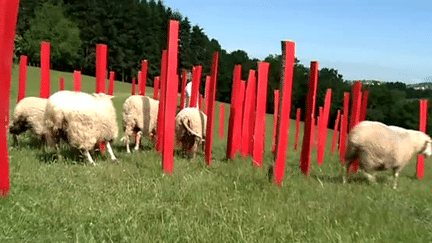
182, 118, 202, 140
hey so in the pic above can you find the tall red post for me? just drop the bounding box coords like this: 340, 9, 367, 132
180, 69, 187, 110
359, 89, 369, 121
162, 20, 179, 174
59, 77, 65, 91
199, 94, 203, 111
40, 41, 51, 98
295, 108, 301, 151
156, 50, 168, 153
241, 70, 256, 157
219, 103, 225, 140
74, 70, 81, 92
205, 52, 219, 166
417, 99, 428, 179
17, 55, 28, 103
140, 60, 148, 96
339, 92, 350, 164
0, 0, 20, 196
238, 80, 246, 151
96, 44, 107, 94
204, 76, 211, 115
248, 72, 257, 156
348, 81, 362, 172
272, 89, 280, 154
190, 66, 202, 108
299, 61, 319, 177
153, 76, 160, 100
317, 89, 332, 165
252, 62, 270, 168
131, 77, 136, 95
226, 65, 242, 160
331, 110, 341, 155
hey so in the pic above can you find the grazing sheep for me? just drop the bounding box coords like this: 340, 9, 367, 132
9, 97, 48, 146
121, 95, 159, 153
44, 91, 118, 164
175, 107, 207, 158
344, 121, 432, 189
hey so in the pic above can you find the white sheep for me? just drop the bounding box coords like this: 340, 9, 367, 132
344, 121, 432, 189
121, 95, 159, 153
44, 91, 118, 164
9, 97, 48, 146
175, 107, 207, 158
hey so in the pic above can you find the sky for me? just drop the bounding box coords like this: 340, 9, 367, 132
163, 0, 432, 84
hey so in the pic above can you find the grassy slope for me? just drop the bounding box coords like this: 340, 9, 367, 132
1, 66, 432, 242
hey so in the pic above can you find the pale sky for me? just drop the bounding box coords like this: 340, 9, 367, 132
163, 0, 432, 84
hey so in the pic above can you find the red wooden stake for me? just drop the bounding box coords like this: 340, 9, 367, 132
59, 77, 65, 91
331, 110, 341, 155
0, 0, 20, 196
17, 55, 28, 103
317, 89, 332, 165
153, 76, 160, 100
248, 72, 257, 156
241, 70, 256, 157
417, 99, 428, 179
205, 52, 219, 166
140, 60, 148, 96
295, 108, 301, 151
156, 50, 168, 153
299, 61, 319, 177
180, 69, 187, 110
227, 65, 242, 160
108, 71, 115, 95
238, 80, 246, 153
272, 89, 280, 154
339, 92, 350, 164
219, 103, 225, 140
162, 20, 179, 174
348, 81, 362, 172
252, 62, 270, 168
199, 94, 203, 111
273, 41, 295, 185
359, 89, 369, 121
131, 77, 136, 95
190, 66, 202, 108
74, 70, 81, 92
96, 44, 107, 94
204, 76, 211, 115
40, 41, 51, 98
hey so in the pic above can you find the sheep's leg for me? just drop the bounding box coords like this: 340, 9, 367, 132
55, 143, 63, 161
134, 131, 142, 151
84, 150, 96, 165
393, 168, 400, 189
12, 134, 18, 147
106, 141, 117, 161
124, 135, 131, 153
362, 170, 377, 184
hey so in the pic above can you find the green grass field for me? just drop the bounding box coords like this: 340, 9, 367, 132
1, 66, 432, 242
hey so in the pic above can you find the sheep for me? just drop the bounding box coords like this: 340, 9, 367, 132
44, 91, 118, 164
175, 107, 207, 158
344, 121, 432, 189
9, 97, 48, 146
121, 95, 159, 153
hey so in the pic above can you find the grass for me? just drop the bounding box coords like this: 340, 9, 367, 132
2, 65, 432, 242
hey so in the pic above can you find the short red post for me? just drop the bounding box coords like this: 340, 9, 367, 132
252, 62, 270, 168
272, 89, 280, 154
359, 89, 369, 121
226, 65, 242, 160
241, 70, 256, 157
317, 89, 332, 165
162, 20, 179, 174
295, 108, 301, 151
190, 66, 202, 108
131, 77, 136, 95
205, 52, 219, 166
96, 44, 107, 94
180, 69, 187, 110
204, 76, 211, 115
156, 50, 168, 153
331, 110, 341, 155
153, 76, 160, 100
417, 99, 428, 179
17, 55, 28, 103
199, 94, 203, 111
40, 41, 51, 98
339, 92, 350, 164
59, 77, 65, 91
74, 70, 81, 92
108, 71, 115, 95
300, 61, 319, 177
219, 103, 225, 140
139, 60, 148, 96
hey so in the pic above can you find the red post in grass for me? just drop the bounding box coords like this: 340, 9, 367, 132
219, 103, 225, 140
252, 62, 270, 168
299, 61, 319, 177
156, 50, 168, 153
241, 70, 256, 157
331, 110, 341, 155
179, 69, 187, 110
348, 81, 362, 173
295, 108, 301, 151
204, 76, 211, 115
108, 71, 115, 95
96, 44, 107, 94
248, 71, 257, 156
273, 41, 295, 185
317, 89, 332, 165
17, 55, 28, 103
153, 76, 160, 100
190, 66, 202, 108
0, 0, 20, 196
162, 20, 179, 174
339, 92, 350, 164
272, 89, 280, 154
359, 89, 369, 121
131, 77, 136, 95
74, 70, 81, 92
40, 41, 51, 98
199, 94, 203, 111
226, 65, 242, 160
315, 107, 322, 150
140, 60, 148, 96
417, 99, 428, 179
238, 80, 246, 153
59, 77, 65, 91
205, 52, 219, 166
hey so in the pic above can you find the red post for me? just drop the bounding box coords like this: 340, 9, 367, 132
199, 94, 203, 111
219, 103, 225, 140
180, 69, 187, 110
153, 76, 160, 100
0, 0, 20, 196
238, 80, 246, 153
272, 89, 280, 154
359, 89, 369, 121
417, 99, 428, 179
241, 70, 256, 157
317, 89, 332, 165
295, 108, 301, 151
17, 55, 28, 103
331, 110, 341, 155
205, 52, 219, 166
252, 62, 270, 168
131, 77, 136, 95
59, 77, 65, 91
348, 81, 362, 172
248, 72, 257, 156
40, 41, 51, 98
226, 65, 242, 160
108, 71, 115, 95
190, 66, 202, 108
156, 50, 168, 153
74, 70, 81, 92
300, 61, 319, 177
339, 92, 350, 164
162, 20, 179, 174
204, 76, 211, 115
140, 60, 148, 96
96, 44, 107, 94
273, 41, 295, 185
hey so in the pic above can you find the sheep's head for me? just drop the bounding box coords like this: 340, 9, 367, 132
423, 139, 432, 157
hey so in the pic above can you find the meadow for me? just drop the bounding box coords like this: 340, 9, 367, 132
1, 65, 432, 242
